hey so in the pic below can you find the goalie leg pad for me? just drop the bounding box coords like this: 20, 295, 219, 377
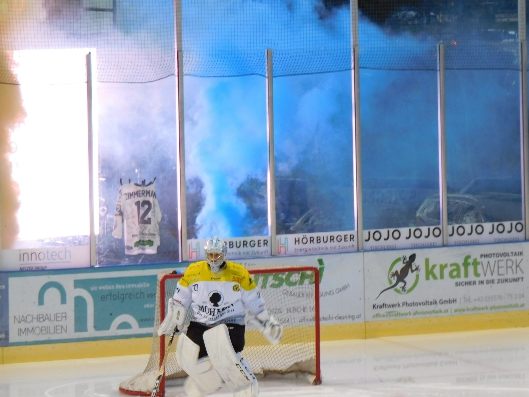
230, 356, 258, 397
176, 333, 223, 396
203, 324, 258, 396
233, 382, 258, 397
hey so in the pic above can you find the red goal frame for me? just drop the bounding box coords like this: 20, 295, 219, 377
122, 266, 321, 397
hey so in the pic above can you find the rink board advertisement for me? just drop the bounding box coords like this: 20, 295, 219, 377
4, 241, 529, 346
0, 244, 91, 271
187, 236, 271, 260
363, 226, 442, 251
188, 233, 358, 258
362, 221, 525, 251
7, 268, 163, 344
365, 242, 528, 321
274, 231, 357, 255
0, 273, 7, 346
247, 253, 364, 325
4, 252, 363, 345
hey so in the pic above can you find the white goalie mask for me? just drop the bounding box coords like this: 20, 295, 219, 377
204, 237, 227, 273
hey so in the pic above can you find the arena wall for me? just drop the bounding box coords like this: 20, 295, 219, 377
2, 241, 529, 364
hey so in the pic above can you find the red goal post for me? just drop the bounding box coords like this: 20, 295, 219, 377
119, 266, 321, 396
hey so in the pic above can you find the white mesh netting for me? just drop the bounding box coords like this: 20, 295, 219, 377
119, 266, 321, 396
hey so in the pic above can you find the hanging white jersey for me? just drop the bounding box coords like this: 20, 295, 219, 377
113, 181, 162, 255
173, 261, 265, 326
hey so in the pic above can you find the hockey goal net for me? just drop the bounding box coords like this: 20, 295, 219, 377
119, 266, 321, 396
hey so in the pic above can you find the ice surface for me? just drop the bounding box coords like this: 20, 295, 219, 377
2, 327, 529, 396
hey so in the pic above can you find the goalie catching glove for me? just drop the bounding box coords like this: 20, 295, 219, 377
247, 310, 283, 345
157, 298, 187, 336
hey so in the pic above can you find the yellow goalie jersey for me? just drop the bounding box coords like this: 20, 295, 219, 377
173, 260, 265, 326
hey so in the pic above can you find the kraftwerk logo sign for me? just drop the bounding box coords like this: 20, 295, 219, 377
366, 244, 527, 321
375, 253, 420, 299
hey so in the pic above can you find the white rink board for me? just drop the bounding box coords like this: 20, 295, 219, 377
5, 241, 529, 346
246, 252, 364, 324
364, 242, 528, 321
8, 269, 160, 343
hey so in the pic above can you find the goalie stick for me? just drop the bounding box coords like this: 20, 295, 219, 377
150, 326, 179, 397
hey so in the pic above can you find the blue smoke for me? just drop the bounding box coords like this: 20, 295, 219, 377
183, 1, 522, 234
100, 1, 522, 237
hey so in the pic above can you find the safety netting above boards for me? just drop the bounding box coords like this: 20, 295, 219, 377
0, 0, 522, 84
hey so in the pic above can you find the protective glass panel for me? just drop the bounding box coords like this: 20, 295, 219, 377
357, 9, 439, 250
0, 49, 91, 270
97, 78, 179, 265
184, 75, 267, 239
445, 42, 523, 245
274, 72, 354, 237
